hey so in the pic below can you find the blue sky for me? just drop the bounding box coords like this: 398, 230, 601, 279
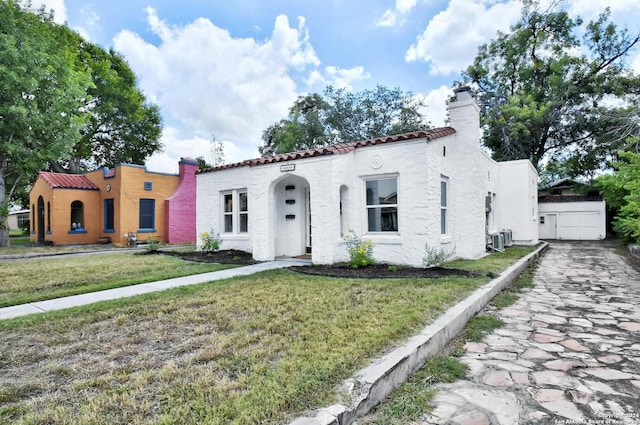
31, 0, 640, 173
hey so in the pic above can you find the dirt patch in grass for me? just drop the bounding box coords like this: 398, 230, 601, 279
149, 249, 258, 265
292, 264, 485, 279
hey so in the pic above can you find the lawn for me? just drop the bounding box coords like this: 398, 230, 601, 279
0, 253, 237, 307
0, 245, 538, 425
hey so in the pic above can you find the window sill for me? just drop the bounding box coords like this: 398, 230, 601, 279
137, 228, 156, 233
104, 229, 115, 233
68, 230, 88, 234
221, 234, 250, 240
363, 233, 402, 245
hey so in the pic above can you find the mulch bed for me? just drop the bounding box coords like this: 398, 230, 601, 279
148, 249, 485, 278
148, 249, 258, 265
291, 263, 484, 279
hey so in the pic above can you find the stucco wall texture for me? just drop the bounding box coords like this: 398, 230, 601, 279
30, 159, 197, 245
196, 89, 539, 266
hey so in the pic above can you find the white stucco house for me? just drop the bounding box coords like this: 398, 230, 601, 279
196, 87, 539, 266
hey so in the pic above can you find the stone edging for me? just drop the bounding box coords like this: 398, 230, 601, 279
289, 242, 550, 425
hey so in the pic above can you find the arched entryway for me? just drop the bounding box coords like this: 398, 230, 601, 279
37, 196, 45, 242
273, 175, 311, 258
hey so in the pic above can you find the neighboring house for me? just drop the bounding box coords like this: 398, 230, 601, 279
196, 87, 539, 266
7, 209, 30, 232
538, 178, 606, 240
29, 158, 199, 245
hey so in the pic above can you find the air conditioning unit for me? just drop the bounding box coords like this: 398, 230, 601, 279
491, 233, 504, 250
501, 229, 514, 247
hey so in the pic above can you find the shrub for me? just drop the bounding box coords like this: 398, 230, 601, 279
422, 243, 455, 268
200, 229, 222, 252
341, 231, 375, 269
146, 234, 160, 252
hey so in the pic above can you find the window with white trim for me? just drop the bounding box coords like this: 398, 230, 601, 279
441, 177, 449, 235
222, 189, 248, 234
366, 177, 398, 232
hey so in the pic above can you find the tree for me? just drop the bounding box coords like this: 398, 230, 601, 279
461, 0, 640, 179
259, 85, 429, 156
0, 0, 91, 246
196, 135, 225, 170
596, 147, 640, 242
260, 93, 330, 156
52, 32, 163, 173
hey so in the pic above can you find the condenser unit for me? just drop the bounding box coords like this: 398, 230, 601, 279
501, 229, 514, 247
491, 233, 504, 251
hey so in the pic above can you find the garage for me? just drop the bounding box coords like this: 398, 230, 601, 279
538, 179, 606, 241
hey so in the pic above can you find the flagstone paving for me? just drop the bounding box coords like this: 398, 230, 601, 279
422, 242, 640, 425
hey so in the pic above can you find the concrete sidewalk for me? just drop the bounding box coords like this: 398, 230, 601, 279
0, 259, 307, 320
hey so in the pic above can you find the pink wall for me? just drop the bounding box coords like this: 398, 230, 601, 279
165, 158, 199, 243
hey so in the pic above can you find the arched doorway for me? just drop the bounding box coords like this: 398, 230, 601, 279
37, 196, 45, 242
273, 175, 311, 258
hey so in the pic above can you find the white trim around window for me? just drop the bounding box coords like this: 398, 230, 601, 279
221, 189, 248, 234
440, 176, 449, 236
364, 175, 399, 233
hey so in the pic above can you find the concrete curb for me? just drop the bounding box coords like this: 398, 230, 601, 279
289, 242, 550, 425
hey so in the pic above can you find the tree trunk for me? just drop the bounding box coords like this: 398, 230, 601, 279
0, 168, 9, 248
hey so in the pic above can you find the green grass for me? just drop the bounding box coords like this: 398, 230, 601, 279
7, 237, 31, 245
361, 248, 542, 425
0, 270, 488, 425
446, 244, 539, 275
0, 244, 540, 424
367, 356, 468, 424
0, 253, 237, 307
460, 315, 504, 342
0, 243, 116, 256
491, 263, 536, 308
9, 230, 28, 237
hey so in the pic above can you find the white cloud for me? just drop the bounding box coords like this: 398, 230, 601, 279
113, 9, 323, 167
406, 0, 521, 75
323, 66, 371, 89
419, 85, 452, 127
377, 0, 418, 28
28, 0, 67, 23
145, 127, 258, 174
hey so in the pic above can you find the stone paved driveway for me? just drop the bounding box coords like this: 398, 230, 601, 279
423, 241, 640, 425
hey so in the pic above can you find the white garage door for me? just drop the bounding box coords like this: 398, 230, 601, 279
557, 211, 603, 240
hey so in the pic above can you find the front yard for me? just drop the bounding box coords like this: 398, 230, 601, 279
0, 253, 237, 307
0, 246, 537, 424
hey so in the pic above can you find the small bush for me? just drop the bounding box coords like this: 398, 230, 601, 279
341, 231, 375, 269
200, 230, 222, 252
422, 243, 455, 268
146, 234, 160, 252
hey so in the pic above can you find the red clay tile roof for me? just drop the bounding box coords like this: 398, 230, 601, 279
38, 172, 99, 190
197, 127, 456, 174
